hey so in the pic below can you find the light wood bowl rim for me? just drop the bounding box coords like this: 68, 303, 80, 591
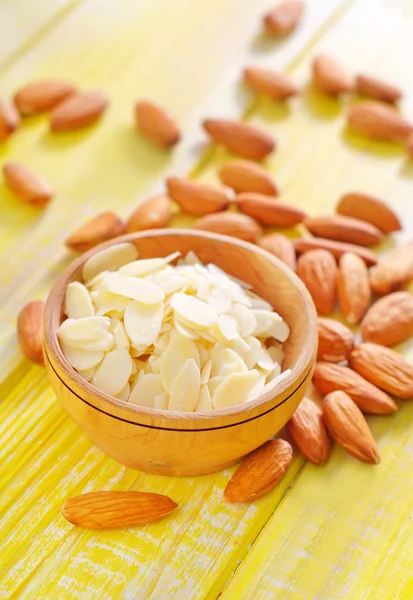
43, 229, 317, 426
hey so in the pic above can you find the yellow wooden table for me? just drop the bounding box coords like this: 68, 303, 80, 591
1, 0, 413, 598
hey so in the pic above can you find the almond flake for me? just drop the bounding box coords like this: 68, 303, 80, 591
92, 349, 133, 396
106, 274, 165, 304
212, 370, 261, 409
160, 331, 200, 393
65, 281, 95, 318
129, 373, 164, 407
171, 293, 217, 328
82, 243, 138, 283
61, 343, 104, 371
216, 315, 239, 341
154, 392, 169, 410
124, 301, 163, 347
57, 316, 110, 344
196, 385, 213, 412
168, 358, 201, 411
251, 310, 283, 337
117, 383, 130, 402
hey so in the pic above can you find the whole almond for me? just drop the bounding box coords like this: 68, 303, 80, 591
50, 91, 108, 132
347, 101, 413, 141
243, 67, 298, 100
126, 195, 171, 233
203, 119, 275, 160
135, 100, 180, 149
66, 212, 125, 252
287, 397, 330, 465
337, 252, 371, 324
294, 237, 378, 267
297, 249, 337, 315
236, 193, 306, 227
14, 80, 77, 115
219, 160, 278, 196
317, 318, 354, 363
17, 300, 45, 366
304, 215, 384, 247
167, 177, 230, 216
406, 132, 413, 158
322, 391, 380, 464
0, 100, 20, 142
192, 212, 262, 243
312, 54, 353, 96
356, 74, 402, 104
369, 243, 413, 295
350, 343, 413, 399
264, 0, 304, 35
313, 362, 397, 415
337, 192, 401, 234
361, 292, 413, 347
257, 233, 297, 272
224, 439, 293, 503
62, 491, 177, 529
3, 162, 53, 207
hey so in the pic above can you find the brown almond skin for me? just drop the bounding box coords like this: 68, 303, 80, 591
312, 54, 353, 96
17, 301, 45, 366
317, 318, 354, 363
50, 91, 108, 132
297, 249, 337, 315
337, 252, 371, 324
126, 195, 171, 233
224, 439, 293, 503
219, 160, 278, 196
406, 132, 413, 158
287, 398, 330, 465
337, 192, 401, 234
355, 74, 402, 104
62, 491, 177, 529
236, 193, 306, 227
350, 343, 413, 399
347, 101, 413, 141
192, 212, 262, 243
243, 67, 298, 100
294, 237, 378, 267
361, 292, 413, 347
322, 391, 380, 464
304, 215, 384, 247
264, 0, 304, 35
369, 243, 413, 295
14, 80, 77, 115
313, 362, 397, 415
66, 212, 125, 252
3, 162, 53, 207
0, 100, 20, 142
203, 119, 275, 161
167, 177, 230, 216
135, 100, 180, 149
257, 233, 297, 272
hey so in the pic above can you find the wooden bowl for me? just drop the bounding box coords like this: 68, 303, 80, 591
43, 230, 317, 476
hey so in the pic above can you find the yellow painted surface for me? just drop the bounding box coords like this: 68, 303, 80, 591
1, 0, 413, 598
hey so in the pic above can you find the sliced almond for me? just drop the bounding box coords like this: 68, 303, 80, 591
213, 370, 261, 409
61, 344, 104, 371
160, 331, 200, 393
361, 291, 413, 347
65, 281, 94, 318
304, 215, 383, 247
62, 491, 177, 529
224, 439, 293, 503
369, 243, 413, 295
0, 100, 20, 142
17, 300, 45, 366
129, 373, 163, 407
106, 274, 164, 304
236, 193, 306, 227
293, 237, 378, 267
14, 80, 77, 115
336, 192, 401, 234
350, 343, 413, 400
355, 74, 402, 104
243, 67, 298, 100
167, 177, 230, 216
313, 361, 397, 415
347, 101, 413, 141
337, 252, 371, 324
203, 119, 275, 160
92, 348, 132, 396
287, 397, 330, 465
264, 0, 304, 35
66, 212, 125, 253
57, 316, 110, 344
171, 293, 217, 328
168, 358, 201, 411
3, 162, 53, 207
317, 318, 354, 363
257, 234, 297, 272
196, 385, 213, 412
50, 91, 108, 131
219, 159, 278, 196
124, 301, 164, 348
312, 54, 353, 96
126, 195, 171, 232
192, 212, 263, 243
135, 100, 180, 149
297, 249, 337, 315
82, 242, 138, 282
322, 391, 380, 464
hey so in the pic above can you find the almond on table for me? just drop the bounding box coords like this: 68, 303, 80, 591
202, 119, 275, 160
3, 162, 53, 207
219, 160, 279, 196
243, 67, 298, 100
135, 100, 180, 149
264, 0, 304, 35
257, 234, 297, 272
65, 212, 125, 252
14, 80, 77, 115
166, 177, 231, 216
287, 397, 330, 465
0, 100, 20, 142
336, 192, 401, 234
126, 195, 172, 232
236, 194, 306, 227
297, 249, 337, 315
347, 101, 413, 141
50, 91, 108, 132
192, 212, 263, 242
294, 237, 378, 267
337, 252, 371, 324
355, 74, 402, 104
17, 301, 45, 366
369, 243, 413, 294
317, 318, 354, 363
361, 292, 413, 347
304, 215, 384, 247
405, 132, 413, 158
312, 54, 353, 96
